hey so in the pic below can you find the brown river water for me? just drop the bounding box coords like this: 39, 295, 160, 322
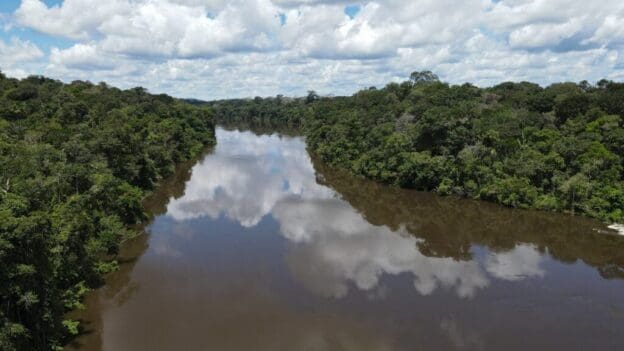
66, 127, 624, 351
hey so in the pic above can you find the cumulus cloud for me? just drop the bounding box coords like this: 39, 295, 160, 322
508, 19, 583, 49
15, 0, 130, 40
3, 0, 624, 98
50, 43, 119, 70
588, 15, 624, 46
0, 37, 44, 77
17, 0, 281, 59
0, 37, 43, 63
280, 0, 485, 59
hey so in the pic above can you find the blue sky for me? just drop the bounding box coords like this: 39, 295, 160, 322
1, 0, 624, 99
0, 0, 61, 13
0, 1, 71, 50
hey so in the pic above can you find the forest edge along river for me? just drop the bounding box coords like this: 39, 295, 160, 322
66, 127, 624, 351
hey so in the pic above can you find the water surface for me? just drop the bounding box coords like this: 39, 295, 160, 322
67, 127, 624, 351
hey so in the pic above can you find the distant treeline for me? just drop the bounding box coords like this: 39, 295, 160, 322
212, 72, 624, 223
0, 72, 215, 350
201, 94, 315, 129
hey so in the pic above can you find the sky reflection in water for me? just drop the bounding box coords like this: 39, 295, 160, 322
164, 128, 555, 299
68, 127, 624, 351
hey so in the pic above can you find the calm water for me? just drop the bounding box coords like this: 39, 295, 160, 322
67, 127, 624, 351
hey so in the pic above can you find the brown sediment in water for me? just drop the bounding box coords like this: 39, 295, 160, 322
66, 127, 624, 351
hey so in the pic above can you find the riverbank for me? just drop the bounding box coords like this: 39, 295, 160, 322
0, 74, 216, 351
206, 74, 624, 224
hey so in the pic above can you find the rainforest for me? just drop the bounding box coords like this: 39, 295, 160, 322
3, 0, 624, 350
0, 73, 215, 350
210, 72, 624, 223
2, 71, 624, 351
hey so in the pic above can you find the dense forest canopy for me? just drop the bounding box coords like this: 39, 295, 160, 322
0, 72, 215, 350
203, 95, 311, 129
211, 72, 624, 223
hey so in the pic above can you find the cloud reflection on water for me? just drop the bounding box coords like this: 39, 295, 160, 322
164, 128, 546, 299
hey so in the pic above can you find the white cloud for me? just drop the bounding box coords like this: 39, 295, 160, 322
280, 0, 486, 59
177, 0, 280, 57
0, 37, 43, 63
0, 37, 44, 77
5, 0, 624, 98
50, 43, 118, 70
588, 15, 624, 46
508, 19, 583, 49
15, 0, 281, 58
15, 0, 129, 40
273, 0, 352, 6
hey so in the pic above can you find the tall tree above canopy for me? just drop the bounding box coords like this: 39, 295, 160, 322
410, 71, 440, 84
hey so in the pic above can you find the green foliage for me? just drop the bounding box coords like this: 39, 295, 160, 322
61, 320, 79, 336
482, 177, 539, 209
410, 70, 439, 84
0, 74, 215, 350
198, 95, 310, 130
215, 72, 623, 223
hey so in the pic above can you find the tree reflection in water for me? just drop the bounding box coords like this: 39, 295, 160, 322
67, 127, 624, 351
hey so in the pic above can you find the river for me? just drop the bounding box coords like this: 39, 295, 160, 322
66, 127, 624, 351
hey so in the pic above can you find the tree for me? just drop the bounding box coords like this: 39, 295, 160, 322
306, 90, 319, 104
559, 174, 591, 214
554, 93, 591, 124
297, 72, 623, 223
0, 73, 216, 350
410, 70, 439, 84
